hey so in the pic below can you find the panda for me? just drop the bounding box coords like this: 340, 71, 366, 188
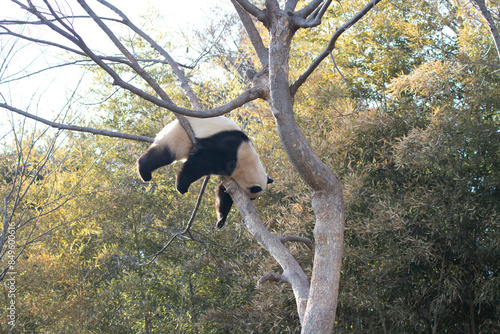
137, 116, 273, 228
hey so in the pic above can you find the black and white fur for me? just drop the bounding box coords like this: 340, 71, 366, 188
137, 116, 272, 228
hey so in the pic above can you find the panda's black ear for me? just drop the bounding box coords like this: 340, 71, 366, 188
267, 176, 274, 184
216, 182, 233, 229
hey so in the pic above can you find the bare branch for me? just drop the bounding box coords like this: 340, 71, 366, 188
0, 25, 113, 64
222, 176, 310, 323
285, 0, 300, 12
6, 1, 264, 125
0, 57, 196, 85
76, 0, 199, 143
0, 103, 154, 143
292, 0, 333, 28
76, 0, 170, 102
95, 0, 202, 111
290, 0, 383, 96
234, 0, 268, 23
296, 0, 326, 18
469, 0, 500, 60
231, 0, 269, 67
279, 234, 314, 250
329, 51, 364, 116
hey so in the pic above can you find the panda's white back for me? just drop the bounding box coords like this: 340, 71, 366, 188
186, 116, 241, 138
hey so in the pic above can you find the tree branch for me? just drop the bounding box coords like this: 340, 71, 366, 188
76, 0, 172, 103
0, 25, 124, 65
295, 0, 325, 17
231, 0, 270, 67
291, 0, 333, 28
95, 0, 202, 111
234, 0, 268, 23
258, 272, 288, 285
78, 0, 200, 141
142, 176, 210, 265
221, 176, 310, 323
11, 0, 263, 120
285, 0, 300, 13
470, 0, 500, 61
290, 0, 383, 96
0, 103, 154, 143
279, 234, 314, 249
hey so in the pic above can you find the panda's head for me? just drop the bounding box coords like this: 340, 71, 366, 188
230, 141, 272, 200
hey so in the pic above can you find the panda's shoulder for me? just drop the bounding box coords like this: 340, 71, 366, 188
154, 120, 183, 143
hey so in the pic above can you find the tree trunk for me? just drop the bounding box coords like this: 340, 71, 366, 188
266, 6, 345, 332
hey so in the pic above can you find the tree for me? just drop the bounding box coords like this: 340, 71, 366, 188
0, 0, 386, 332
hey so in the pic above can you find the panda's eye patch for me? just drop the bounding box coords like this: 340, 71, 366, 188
249, 186, 263, 194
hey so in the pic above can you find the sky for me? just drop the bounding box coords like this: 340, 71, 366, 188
0, 0, 232, 126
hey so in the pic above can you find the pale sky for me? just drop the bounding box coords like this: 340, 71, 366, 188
0, 0, 232, 123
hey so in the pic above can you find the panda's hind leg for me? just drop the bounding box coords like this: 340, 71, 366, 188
215, 182, 233, 228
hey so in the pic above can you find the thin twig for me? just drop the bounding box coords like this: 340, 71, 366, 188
329, 51, 364, 117
141, 176, 211, 265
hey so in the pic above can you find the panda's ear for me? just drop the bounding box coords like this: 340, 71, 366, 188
267, 176, 274, 184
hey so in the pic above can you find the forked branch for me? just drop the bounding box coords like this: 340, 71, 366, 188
9, 1, 261, 121
292, 0, 333, 28
142, 176, 211, 266
234, 0, 268, 23
95, 0, 202, 110
221, 176, 310, 323
290, 0, 383, 95
231, 0, 269, 67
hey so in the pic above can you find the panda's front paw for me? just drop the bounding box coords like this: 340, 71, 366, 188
138, 169, 152, 182
216, 216, 226, 229
175, 179, 189, 194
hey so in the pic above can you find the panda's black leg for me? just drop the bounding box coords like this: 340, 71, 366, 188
137, 145, 176, 182
215, 182, 233, 228
175, 149, 222, 194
